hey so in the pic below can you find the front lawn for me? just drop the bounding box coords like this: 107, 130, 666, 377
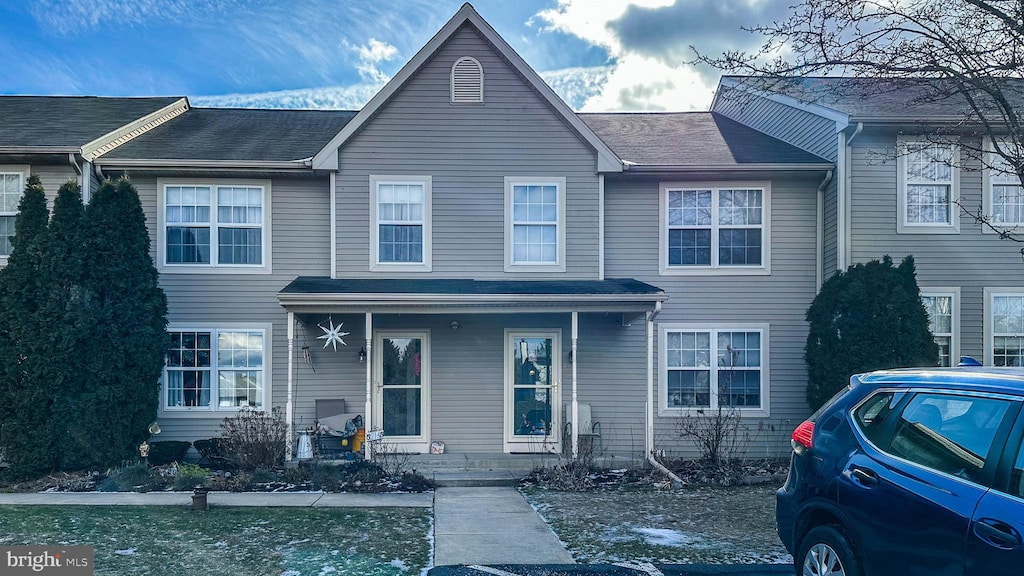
522, 484, 790, 565
0, 505, 432, 575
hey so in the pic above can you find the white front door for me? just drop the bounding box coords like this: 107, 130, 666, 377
504, 330, 561, 453
374, 331, 430, 453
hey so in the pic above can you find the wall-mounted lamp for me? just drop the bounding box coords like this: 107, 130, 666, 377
450, 320, 460, 330
358, 347, 366, 364
567, 350, 574, 364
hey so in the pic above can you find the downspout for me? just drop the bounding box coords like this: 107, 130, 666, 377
645, 301, 682, 485
816, 170, 834, 291
330, 172, 337, 279
68, 153, 82, 175
838, 123, 863, 271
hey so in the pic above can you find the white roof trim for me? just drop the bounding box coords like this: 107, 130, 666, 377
82, 98, 189, 161
716, 77, 850, 132
311, 3, 622, 173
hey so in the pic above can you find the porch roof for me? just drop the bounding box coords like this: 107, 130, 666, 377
278, 277, 667, 314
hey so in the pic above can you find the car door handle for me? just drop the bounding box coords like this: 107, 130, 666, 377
850, 467, 879, 486
975, 518, 1022, 549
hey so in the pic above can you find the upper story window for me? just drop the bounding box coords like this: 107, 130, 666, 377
660, 183, 770, 275
0, 170, 25, 257
659, 324, 769, 416
451, 57, 483, 103
159, 179, 271, 274
984, 140, 1024, 227
504, 177, 566, 272
370, 175, 432, 272
897, 139, 960, 233
164, 326, 268, 413
921, 289, 959, 367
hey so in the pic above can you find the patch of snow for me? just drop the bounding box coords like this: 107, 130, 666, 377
390, 558, 407, 570
209, 541, 228, 548
633, 527, 693, 547
280, 570, 301, 576
318, 566, 337, 575
287, 538, 311, 546
114, 548, 136, 556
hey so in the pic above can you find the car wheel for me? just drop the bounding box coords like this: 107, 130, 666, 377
797, 525, 861, 576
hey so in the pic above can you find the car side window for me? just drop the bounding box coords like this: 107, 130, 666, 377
1007, 442, 1024, 499
888, 393, 1011, 483
853, 391, 903, 446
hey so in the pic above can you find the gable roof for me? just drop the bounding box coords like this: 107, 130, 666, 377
100, 108, 357, 164
721, 76, 1024, 122
581, 111, 831, 169
310, 3, 622, 173
0, 96, 187, 157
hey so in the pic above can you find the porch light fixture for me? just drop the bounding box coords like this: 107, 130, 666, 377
450, 320, 460, 330
358, 347, 366, 364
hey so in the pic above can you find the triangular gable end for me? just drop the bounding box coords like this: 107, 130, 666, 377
311, 3, 622, 173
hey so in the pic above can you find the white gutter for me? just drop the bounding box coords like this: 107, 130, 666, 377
625, 163, 834, 173
644, 302, 683, 485
0, 146, 79, 154
278, 292, 668, 304
286, 312, 295, 461
816, 170, 834, 291
838, 123, 863, 270
95, 158, 310, 170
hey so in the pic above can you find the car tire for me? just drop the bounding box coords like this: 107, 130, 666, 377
796, 525, 861, 576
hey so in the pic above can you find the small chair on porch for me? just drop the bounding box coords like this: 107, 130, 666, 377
562, 403, 602, 456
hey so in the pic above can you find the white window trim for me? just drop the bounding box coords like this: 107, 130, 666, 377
450, 56, 484, 104
160, 323, 272, 418
504, 176, 567, 272
0, 165, 30, 265
658, 181, 771, 276
157, 178, 272, 274
369, 175, 432, 272
920, 287, 960, 367
984, 288, 1024, 366
981, 137, 1024, 232
896, 136, 961, 234
658, 322, 771, 418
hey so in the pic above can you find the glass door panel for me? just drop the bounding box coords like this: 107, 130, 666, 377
380, 336, 423, 437
509, 335, 559, 443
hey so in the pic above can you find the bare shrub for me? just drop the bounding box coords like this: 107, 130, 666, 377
373, 442, 412, 477
220, 407, 287, 471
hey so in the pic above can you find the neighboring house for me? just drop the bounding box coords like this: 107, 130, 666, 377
26, 4, 1010, 463
713, 76, 1024, 371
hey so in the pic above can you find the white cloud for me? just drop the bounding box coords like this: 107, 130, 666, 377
191, 83, 382, 110
348, 38, 400, 84
28, 0, 238, 34
531, 0, 718, 111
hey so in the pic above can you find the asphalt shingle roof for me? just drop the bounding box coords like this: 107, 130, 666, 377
580, 111, 831, 166
280, 277, 664, 296
0, 96, 182, 148
725, 76, 1024, 120
104, 108, 358, 162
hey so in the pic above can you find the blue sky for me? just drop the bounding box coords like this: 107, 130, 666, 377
0, 1, 789, 111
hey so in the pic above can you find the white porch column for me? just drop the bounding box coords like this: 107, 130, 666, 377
364, 312, 373, 461
571, 311, 579, 459
285, 311, 295, 461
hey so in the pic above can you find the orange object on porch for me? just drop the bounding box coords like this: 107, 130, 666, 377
351, 428, 366, 453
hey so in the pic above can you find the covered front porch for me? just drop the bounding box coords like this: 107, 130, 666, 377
277, 277, 666, 463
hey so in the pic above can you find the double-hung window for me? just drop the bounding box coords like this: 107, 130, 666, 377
985, 140, 1024, 227
164, 327, 268, 412
660, 324, 768, 415
921, 289, 958, 367
661, 183, 768, 274
898, 139, 959, 233
370, 176, 431, 271
989, 291, 1024, 366
161, 180, 269, 271
505, 177, 566, 271
0, 170, 25, 257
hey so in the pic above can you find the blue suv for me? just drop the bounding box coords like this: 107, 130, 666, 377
777, 362, 1024, 576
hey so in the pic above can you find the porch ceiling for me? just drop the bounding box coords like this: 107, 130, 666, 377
277, 277, 666, 314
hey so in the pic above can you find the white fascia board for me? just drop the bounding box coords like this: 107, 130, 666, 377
278, 292, 668, 305
311, 4, 623, 173
82, 98, 189, 161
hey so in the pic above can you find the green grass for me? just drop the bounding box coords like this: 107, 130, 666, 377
0, 505, 431, 575
522, 484, 790, 565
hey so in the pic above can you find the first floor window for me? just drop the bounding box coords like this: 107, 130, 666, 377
921, 292, 955, 367
165, 328, 266, 410
664, 185, 765, 270
992, 294, 1024, 366
164, 184, 265, 267
0, 172, 24, 257
663, 327, 764, 410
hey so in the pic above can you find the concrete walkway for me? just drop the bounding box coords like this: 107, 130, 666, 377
0, 491, 432, 507
433, 486, 574, 566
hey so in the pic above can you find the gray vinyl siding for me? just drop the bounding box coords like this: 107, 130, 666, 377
335, 23, 600, 279
822, 177, 839, 277
713, 85, 840, 162
848, 130, 1024, 363
32, 164, 79, 199
133, 175, 332, 442
604, 174, 821, 458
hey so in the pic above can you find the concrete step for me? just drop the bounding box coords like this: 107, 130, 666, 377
430, 470, 530, 487
406, 453, 562, 473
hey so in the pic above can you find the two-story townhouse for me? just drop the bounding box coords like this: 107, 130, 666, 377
0, 5, 834, 464
713, 77, 1024, 372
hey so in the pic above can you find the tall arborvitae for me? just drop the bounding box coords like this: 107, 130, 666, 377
66, 177, 168, 468
804, 255, 939, 410
0, 175, 55, 476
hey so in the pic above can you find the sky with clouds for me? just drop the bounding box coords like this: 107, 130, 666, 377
0, 0, 789, 112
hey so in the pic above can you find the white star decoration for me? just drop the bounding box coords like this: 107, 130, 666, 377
317, 316, 350, 351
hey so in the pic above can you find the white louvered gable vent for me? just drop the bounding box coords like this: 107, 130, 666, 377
451, 57, 483, 103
